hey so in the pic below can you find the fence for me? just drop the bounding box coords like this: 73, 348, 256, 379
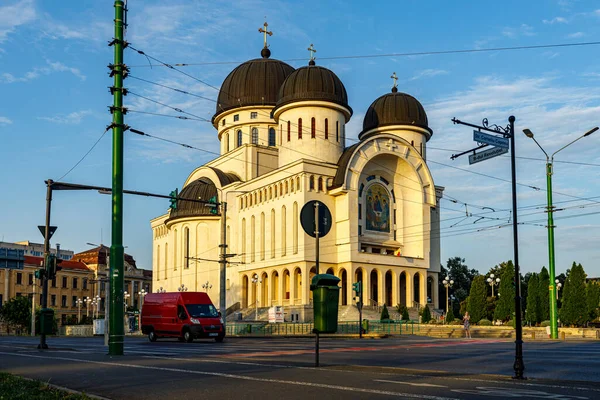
225, 320, 419, 336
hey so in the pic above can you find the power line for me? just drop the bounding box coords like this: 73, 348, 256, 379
128, 91, 212, 122
129, 75, 217, 103
128, 40, 600, 67
56, 128, 110, 182
128, 109, 206, 121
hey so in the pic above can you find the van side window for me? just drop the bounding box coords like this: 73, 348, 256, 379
177, 305, 187, 320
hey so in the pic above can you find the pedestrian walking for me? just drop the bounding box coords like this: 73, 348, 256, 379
463, 312, 471, 339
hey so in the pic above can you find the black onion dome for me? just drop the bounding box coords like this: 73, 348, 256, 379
274, 63, 352, 115
168, 178, 220, 221
213, 52, 295, 122
360, 88, 431, 139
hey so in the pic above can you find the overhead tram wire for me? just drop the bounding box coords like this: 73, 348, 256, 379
127, 91, 212, 122
128, 40, 600, 68
126, 44, 600, 214
56, 128, 110, 182
128, 75, 217, 103
128, 110, 206, 121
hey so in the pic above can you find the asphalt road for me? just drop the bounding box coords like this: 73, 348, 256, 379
1, 335, 599, 399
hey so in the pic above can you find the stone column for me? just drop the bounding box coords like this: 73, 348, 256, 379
392, 271, 399, 308
377, 269, 385, 305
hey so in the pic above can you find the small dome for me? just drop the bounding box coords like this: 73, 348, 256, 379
213, 52, 294, 123
168, 178, 220, 221
360, 88, 431, 139
273, 63, 352, 115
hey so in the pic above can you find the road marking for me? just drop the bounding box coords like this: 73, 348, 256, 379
452, 386, 589, 399
375, 379, 447, 388
0, 351, 457, 399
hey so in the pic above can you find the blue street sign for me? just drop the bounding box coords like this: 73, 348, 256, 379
473, 130, 509, 149
469, 146, 508, 165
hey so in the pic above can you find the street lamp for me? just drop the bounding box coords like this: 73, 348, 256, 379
202, 281, 212, 291
487, 273, 500, 297
138, 289, 147, 310
523, 126, 598, 339
555, 279, 562, 300
76, 298, 83, 323
156, 286, 166, 293
442, 276, 453, 323
85, 297, 92, 317
251, 273, 262, 319
177, 284, 187, 292
123, 291, 130, 313
94, 295, 101, 318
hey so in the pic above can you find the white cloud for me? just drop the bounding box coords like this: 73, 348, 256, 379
0, 60, 85, 83
567, 31, 585, 38
38, 110, 92, 125
543, 17, 568, 24
502, 24, 536, 38
410, 69, 449, 81
0, 116, 12, 125
0, 0, 36, 43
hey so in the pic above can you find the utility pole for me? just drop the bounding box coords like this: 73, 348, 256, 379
108, 0, 127, 356
38, 180, 53, 349
451, 116, 525, 379
219, 201, 228, 327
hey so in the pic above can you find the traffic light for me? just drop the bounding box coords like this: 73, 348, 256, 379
34, 269, 45, 280
208, 195, 218, 215
45, 254, 63, 280
352, 282, 362, 296
169, 188, 178, 210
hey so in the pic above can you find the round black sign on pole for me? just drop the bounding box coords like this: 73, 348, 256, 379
300, 201, 332, 238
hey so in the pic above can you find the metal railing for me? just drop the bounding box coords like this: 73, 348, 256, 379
225, 320, 419, 336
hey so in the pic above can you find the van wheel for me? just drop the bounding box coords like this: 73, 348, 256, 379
148, 331, 157, 342
215, 335, 224, 343
183, 329, 193, 343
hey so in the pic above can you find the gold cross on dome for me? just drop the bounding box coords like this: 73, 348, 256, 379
258, 22, 273, 48
391, 72, 398, 88
307, 44, 317, 61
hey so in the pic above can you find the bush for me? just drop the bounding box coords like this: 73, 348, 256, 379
428, 319, 438, 324
401, 308, 410, 321
446, 309, 455, 324
421, 305, 432, 324
380, 304, 390, 321
540, 320, 551, 327
478, 319, 492, 326
450, 318, 462, 325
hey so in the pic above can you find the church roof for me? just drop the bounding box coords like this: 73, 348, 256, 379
360, 88, 431, 139
213, 50, 295, 123
72, 245, 137, 268
330, 142, 361, 189
167, 177, 221, 222
273, 62, 352, 115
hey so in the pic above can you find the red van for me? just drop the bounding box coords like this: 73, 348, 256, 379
141, 292, 225, 343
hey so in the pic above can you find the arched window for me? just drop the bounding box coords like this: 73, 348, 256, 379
309, 176, 315, 191
225, 133, 229, 152
164, 243, 168, 279
296, 177, 300, 191
269, 127, 276, 146
318, 177, 323, 192
251, 127, 258, 144
184, 227, 190, 269
311, 117, 316, 138
285, 181, 289, 194
336, 121, 339, 142
287, 121, 291, 141
156, 244, 161, 281
290, 179, 294, 192
280, 124, 282, 145
241, 218, 246, 263
293, 202, 298, 254
260, 212, 265, 260
251, 216, 256, 262
281, 206, 287, 256
173, 229, 178, 271
298, 118, 302, 139
324, 118, 329, 139
271, 209, 276, 258
237, 130, 243, 147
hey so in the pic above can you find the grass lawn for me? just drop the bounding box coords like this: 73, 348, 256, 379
0, 372, 93, 399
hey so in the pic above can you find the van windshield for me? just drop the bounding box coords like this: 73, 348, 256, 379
186, 304, 219, 318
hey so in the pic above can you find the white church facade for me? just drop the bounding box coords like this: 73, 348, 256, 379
150, 29, 442, 321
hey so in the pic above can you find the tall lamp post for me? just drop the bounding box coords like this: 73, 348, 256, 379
523, 126, 598, 339
487, 274, 500, 297
442, 276, 453, 323
555, 279, 562, 300
85, 297, 92, 317
94, 295, 101, 318
202, 281, 212, 291
123, 291, 130, 313
251, 273, 262, 319
76, 298, 83, 323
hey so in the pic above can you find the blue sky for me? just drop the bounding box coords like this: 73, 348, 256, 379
1, 0, 600, 278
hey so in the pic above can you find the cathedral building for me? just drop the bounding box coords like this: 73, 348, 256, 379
150, 28, 442, 321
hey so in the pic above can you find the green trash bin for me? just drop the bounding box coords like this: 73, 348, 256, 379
40, 308, 54, 335
310, 274, 340, 334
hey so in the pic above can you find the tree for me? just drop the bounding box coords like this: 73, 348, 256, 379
421, 304, 432, 323
446, 308, 455, 324
396, 304, 410, 321
494, 260, 516, 322
586, 281, 600, 322
467, 275, 487, 323
525, 274, 540, 325
560, 262, 588, 326
538, 267, 550, 321
380, 304, 390, 321
441, 257, 478, 316
0, 296, 32, 333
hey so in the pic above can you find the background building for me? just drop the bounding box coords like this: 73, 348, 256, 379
150, 37, 442, 321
